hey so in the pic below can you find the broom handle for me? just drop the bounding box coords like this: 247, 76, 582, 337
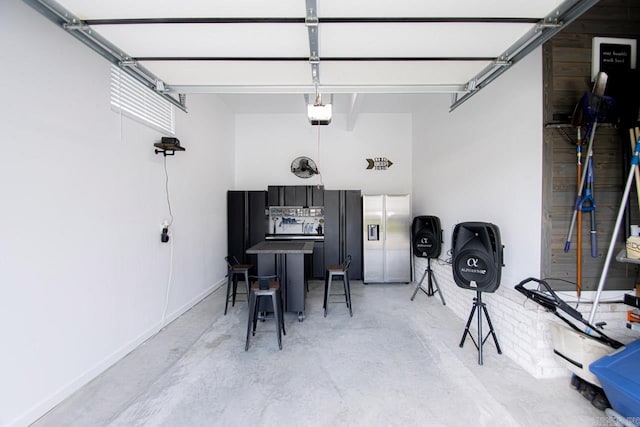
631, 127, 640, 211
565, 120, 599, 252
576, 137, 583, 296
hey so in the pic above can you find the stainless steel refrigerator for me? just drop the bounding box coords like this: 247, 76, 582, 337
362, 194, 411, 283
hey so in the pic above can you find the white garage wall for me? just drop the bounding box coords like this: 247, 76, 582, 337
0, 2, 234, 425
234, 113, 412, 195
411, 49, 547, 376
412, 50, 543, 285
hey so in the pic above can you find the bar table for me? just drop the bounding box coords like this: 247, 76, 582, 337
246, 240, 314, 321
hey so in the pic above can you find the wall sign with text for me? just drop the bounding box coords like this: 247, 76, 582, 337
366, 157, 394, 170
592, 37, 637, 81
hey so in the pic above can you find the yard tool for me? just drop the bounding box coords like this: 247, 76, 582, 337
575, 127, 584, 295
515, 277, 622, 388
630, 127, 640, 209
577, 149, 597, 258
564, 72, 612, 254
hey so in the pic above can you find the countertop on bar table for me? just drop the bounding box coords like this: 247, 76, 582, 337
246, 240, 315, 254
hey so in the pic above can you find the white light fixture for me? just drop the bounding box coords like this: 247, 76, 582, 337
307, 91, 332, 125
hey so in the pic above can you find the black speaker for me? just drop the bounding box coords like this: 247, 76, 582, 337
451, 222, 504, 293
412, 216, 442, 259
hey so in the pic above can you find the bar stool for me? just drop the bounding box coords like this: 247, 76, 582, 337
245, 275, 286, 351
224, 255, 252, 315
323, 254, 353, 317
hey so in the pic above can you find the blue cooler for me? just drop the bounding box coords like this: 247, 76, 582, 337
590, 338, 640, 422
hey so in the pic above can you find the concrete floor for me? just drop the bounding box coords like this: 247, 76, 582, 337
34, 280, 610, 427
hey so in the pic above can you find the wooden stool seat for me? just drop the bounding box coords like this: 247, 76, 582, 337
250, 281, 280, 292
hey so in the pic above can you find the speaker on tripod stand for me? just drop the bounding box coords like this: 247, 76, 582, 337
410, 216, 446, 305
452, 222, 504, 365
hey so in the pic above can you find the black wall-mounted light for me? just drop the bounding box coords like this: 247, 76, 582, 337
154, 137, 186, 157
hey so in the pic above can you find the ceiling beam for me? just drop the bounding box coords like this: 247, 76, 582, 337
167, 84, 467, 94
83, 17, 541, 25
135, 56, 495, 62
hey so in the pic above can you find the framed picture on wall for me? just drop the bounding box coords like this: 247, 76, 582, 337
591, 37, 637, 81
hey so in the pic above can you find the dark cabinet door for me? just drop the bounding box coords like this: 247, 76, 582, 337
227, 191, 246, 264
344, 190, 363, 280
309, 185, 324, 206
227, 190, 267, 267
323, 190, 341, 268
247, 191, 267, 267
322, 190, 362, 279
312, 241, 325, 279
267, 186, 283, 207
268, 185, 324, 207
283, 185, 307, 206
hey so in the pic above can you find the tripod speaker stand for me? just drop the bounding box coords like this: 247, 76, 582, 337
459, 289, 502, 365
410, 258, 446, 305
452, 221, 504, 365
410, 216, 445, 305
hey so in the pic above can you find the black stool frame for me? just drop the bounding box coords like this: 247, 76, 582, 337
224, 255, 251, 315
245, 275, 286, 351
323, 255, 353, 317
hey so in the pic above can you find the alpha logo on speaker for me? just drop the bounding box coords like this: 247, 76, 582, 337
461, 257, 487, 275
417, 236, 433, 250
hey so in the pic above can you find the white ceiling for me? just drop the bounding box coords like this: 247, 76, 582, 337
24, 0, 599, 113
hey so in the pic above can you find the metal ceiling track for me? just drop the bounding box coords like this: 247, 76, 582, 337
23, 0, 600, 113
22, 0, 188, 112
305, 0, 320, 89
168, 84, 467, 95
449, 0, 600, 112
83, 17, 540, 26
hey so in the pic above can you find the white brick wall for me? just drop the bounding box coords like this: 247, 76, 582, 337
414, 257, 636, 378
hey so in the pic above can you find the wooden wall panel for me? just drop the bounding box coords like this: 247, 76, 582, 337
542, 0, 640, 292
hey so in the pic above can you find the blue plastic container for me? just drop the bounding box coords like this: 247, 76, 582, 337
590, 338, 640, 422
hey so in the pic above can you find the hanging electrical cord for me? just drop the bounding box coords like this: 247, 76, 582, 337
316, 123, 324, 188
163, 155, 174, 226
161, 154, 175, 325
161, 235, 174, 326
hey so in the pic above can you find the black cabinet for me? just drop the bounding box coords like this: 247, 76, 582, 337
324, 190, 363, 280
312, 241, 325, 279
267, 186, 282, 207
285, 186, 307, 206
268, 185, 324, 207
227, 191, 267, 268
309, 186, 324, 206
